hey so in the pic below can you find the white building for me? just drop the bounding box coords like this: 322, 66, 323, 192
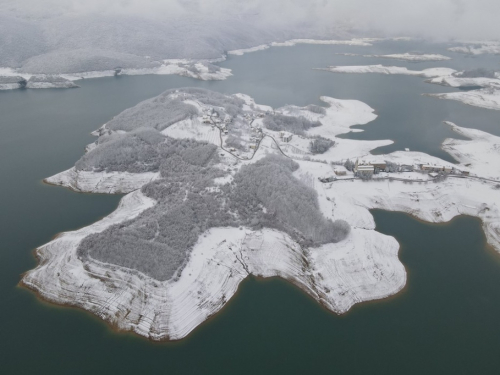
354, 159, 374, 174
280, 131, 293, 142
355, 165, 374, 173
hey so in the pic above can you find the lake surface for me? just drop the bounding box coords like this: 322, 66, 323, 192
1, 41, 500, 374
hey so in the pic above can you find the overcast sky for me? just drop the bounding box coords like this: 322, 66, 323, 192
1, 0, 499, 41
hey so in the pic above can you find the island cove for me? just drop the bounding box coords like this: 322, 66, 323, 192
22, 87, 500, 341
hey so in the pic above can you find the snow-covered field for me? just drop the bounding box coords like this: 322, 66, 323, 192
428, 86, 500, 111
22, 89, 500, 341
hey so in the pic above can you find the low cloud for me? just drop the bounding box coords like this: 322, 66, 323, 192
1, 0, 499, 40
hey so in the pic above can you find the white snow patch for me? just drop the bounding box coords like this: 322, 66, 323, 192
333, 53, 451, 61
449, 41, 500, 56
319, 65, 456, 78
162, 118, 220, 145
426, 76, 500, 88
364, 53, 451, 61
59, 60, 232, 82
45, 168, 160, 194
442, 122, 500, 179
227, 38, 381, 56
428, 86, 500, 111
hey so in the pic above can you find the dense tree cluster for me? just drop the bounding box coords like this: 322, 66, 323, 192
0, 76, 26, 85
225, 135, 245, 150
227, 155, 350, 246
78, 137, 228, 281
75, 127, 166, 173
105, 88, 245, 133
385, 161, 400, 173
106, 96, 198, 132
76, 128, 220, 174
309, 136, 334, 154
344, 159, 355, 171
78, 153, 350, 281
75, 89, 350, 282
263, 114, 321, 135
356, 171, 373, 180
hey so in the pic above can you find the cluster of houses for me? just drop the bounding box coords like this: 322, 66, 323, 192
200, 107, 271, 157
319, 158, 471, 184
244, 112, 266, 120
202, 108, 233, 135
352, 160, 467, 175
353, 160, 387, 174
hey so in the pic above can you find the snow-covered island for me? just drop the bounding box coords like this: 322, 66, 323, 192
22, 88, 500, 341
319, 64, 500, 110
448, 41, 500, 55
0, 60, 232, 91
336, 53, 451, 62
